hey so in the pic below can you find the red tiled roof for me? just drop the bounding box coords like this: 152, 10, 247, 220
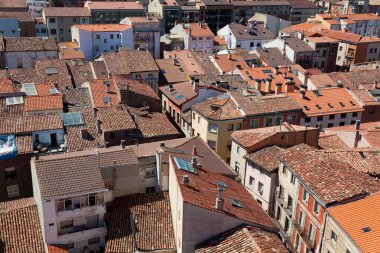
89, 79, 120, 108
25, 95, 63, 112
105, 192, 176, 253
47, 245, 68, 253
0, 198, 44, 253
97, 105, 136, 132
318, 133, 348, 150
288, 87, 364, 117
0, 114, 63, 135
279, 145, 380, 204
328, 193, 380, 253
183, 23, 214, 37
0, 78, 14, 94
212, 54, 249, 74
73, 24, 132, 32
245, 146, 284, 173
170, 154, 277, 229
196, 225, 287, 253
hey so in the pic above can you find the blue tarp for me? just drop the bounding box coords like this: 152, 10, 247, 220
0, 135, 17, 160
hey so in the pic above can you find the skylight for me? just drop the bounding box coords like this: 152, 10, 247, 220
262, 69, 272, 74
22, 83, 38, 96
339, 102, 346, 107
228, 197, 242, 208
328, 103, 334, 108
62, 112, 84, 126
5, 96, 24, 106
49, 88, 59, 94
349, 101, 356, 106
316, 104, 322, 109
179, 67, 184, 72
362, 227, 371, 232
103, 97, 111, 103
173, 157, 196, 174
177, 95, 184, 100
304, 106, 310, 111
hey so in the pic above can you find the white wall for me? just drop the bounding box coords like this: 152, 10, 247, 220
5, 50, 58, 69
32, 129, 64, 147
230, 141, 247, 180
245, 161, 273, 212
300, 112, 362, 129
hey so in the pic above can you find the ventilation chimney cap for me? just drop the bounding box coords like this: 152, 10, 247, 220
183, 175, 189, 185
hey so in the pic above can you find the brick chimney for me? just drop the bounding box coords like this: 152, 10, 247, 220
215, 188, 224, 211
193, 77, 200, 90
285, 80, 295, 93
300, 90, 306, 99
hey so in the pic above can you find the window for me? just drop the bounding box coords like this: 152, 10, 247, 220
250, 119, 259, 128
339, 46, 343, 51
110, 34, 114, 39
258, 182, 264, 195
328, 123, 334, 128
244, 171, 253, 184
236, 123, 242, 130
331, 230, 338, 244
329, 114, 335, 120
265, 117, 273, 127
341, 113, 347, 119
308, 223, 316, 242
237, 146, 240, 154
291, 173, 295, 184
95, 45, 100, 51
146, 186, 155, 193
288, 114, 296, 123
50, 29, 57, 35
235, 161, 240, 172
60, 219, 73, 229
305, 117, 311, 123
208, 124, 218, 133
198, 116, 200, 123
228, 124, 233, 131
317, 116, 323, 121
117, 34, 120, 39
59, 28, 64, 35
110, 45, 114, 50
302, 190, 309, 204
250, 42, 254, 47
89, 194, 97, 206
49, 18, 56, 23
5, 167, 16, 180
313, 201, 320, 215
287, 195, 293, 209
208, 140, 216, 150
299, 210, 306, 229
339, 122, 345, 126
296, 233, 302, 252
96, 34, 100, 39
353, 112, 358, 117
7, 185, 19, 198
104, 39, 107, 43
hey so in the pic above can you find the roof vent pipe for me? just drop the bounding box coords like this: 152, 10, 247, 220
215, 188, 224, 211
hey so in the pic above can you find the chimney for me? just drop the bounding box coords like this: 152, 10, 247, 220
190, 76, 195, 85
285, 80, 295, 93
354, 120, 361, 148
337, 80, 343, 87
96, 119, 102, 134
193, 78, 200, 90
183, 175, 189, 186
121, 139, 126, 148
105, 142, 109, 148
275, 66, 279, 75
160, 142, 165, 148
228, 53, 232, 60
106, 83, 111, 93
93, 108, 98, 118
255, 79, 262, 91
215, 188, 224, 211
300, 89, 306, 99
108, 72, 112, 78
5, 66, 9, 78
265, 78, 272, 93
191, 149, 197, 168
81, 129, 89, 139
168, 84, 173, 91
54, 82, 59, 89
275, 82, 282, 95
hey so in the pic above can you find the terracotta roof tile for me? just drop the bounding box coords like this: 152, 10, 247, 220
73, 24, 132, 32
0, 114, 63, 135
43, 7, 91, 17
15, 135, 33, 153
25, 95, 63, 112
4, 37, 58, 52
279, 145, 380, 204
105, 192, 176, 253
89, 79, 120, 108
63, 87, 92, 112
170, 153, 277, 228
318, 133, 348, 150
0, 198, 44, 253
0, 78, 14, 94
86, 1, 144, 10
66, 60, 94, 87
196, 225, 287, 253
245, 146, 283, 172
328, 193, 380, 253
183, 23, 215, 37
212, 54, 249, 74
128, 107, 180, 138
102, 49, 159, 75
35, 59, 73, 92
65, 110, 105, 152
288, 87, 364, 117
97, 105, 136, 132
229, 23, 275, 40
192, 94, 244, 120
47, 245, 68, 253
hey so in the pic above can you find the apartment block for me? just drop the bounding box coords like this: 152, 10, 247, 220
43, 7, 91, 42
148, 0, 180, 34
71, 24, 133, 60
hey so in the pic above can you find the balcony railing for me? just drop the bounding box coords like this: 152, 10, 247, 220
305, 237, 316, 250
292, 220, 305, 236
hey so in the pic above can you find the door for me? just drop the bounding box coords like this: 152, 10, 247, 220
50, 133, 57, 147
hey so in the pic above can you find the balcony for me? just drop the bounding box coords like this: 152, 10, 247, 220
292, 220, 305, 236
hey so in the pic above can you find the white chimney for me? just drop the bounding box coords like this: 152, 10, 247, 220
215, 188, 224, 211
354, 120, 361, 148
